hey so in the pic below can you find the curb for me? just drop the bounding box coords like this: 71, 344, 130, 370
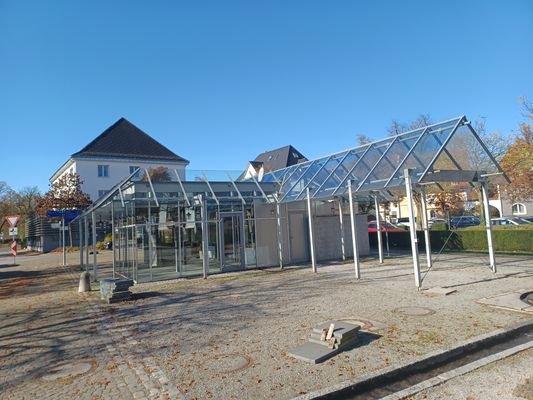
292, 318, 533, 400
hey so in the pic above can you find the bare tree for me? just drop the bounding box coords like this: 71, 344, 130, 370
409, 114, 433, 130
387, 120, 408, 136
387, 114, 433, 137
10, 186, 41, 216
356, 133, 372, 146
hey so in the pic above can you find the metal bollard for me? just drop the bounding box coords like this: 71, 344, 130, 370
78, 271, 91, 292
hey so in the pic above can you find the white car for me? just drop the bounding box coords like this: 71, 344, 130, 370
490, 217, 531, 226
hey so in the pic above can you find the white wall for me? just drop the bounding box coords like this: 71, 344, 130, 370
53, 158, 187, 201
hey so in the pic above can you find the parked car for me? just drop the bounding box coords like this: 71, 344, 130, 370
428, 218, 447, 226
449, 216, 480, 229
491, 217, 531, 226
367, 221, 403, 232
396, 217, 414, 227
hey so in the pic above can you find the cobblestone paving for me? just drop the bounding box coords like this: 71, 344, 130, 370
1, 248, 532, 399
0, 250, 185, 400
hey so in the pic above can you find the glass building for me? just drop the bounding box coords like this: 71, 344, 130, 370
75, 116, 508, 288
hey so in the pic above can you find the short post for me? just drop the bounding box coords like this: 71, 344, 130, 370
481, 181, 496, 273
306, 187, 316, 273
348, 180, 360, 279
404, 169, 421, 289
78, 271, 91, 292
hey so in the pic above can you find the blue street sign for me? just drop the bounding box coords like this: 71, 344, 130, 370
47, 209, 81, 222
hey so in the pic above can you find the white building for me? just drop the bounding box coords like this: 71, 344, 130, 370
50, 118, 189, 201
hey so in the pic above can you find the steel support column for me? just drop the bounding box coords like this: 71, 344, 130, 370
275, 195, 284, 269
338, 198, 346, 261
374, 195, 384, 264
111, 200, 116, 279
404, 169, 421, 289
79, 219, 83, 271
62, 215, 66, 266
306, 187, 316, 273
481, 181, 496, 272
201, 198, 209, 279
91, 211, 97, 282
348, 180, 360, 279
84, 216, 89, 273
420, 187, 432, 269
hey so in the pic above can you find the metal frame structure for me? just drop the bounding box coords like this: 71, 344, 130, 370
259, 115, 509, 288
73, 115, 509, 290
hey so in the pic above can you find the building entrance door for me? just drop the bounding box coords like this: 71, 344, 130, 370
220, 212, 245, 270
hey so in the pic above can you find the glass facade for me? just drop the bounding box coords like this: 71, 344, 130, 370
91, 179, 277, 283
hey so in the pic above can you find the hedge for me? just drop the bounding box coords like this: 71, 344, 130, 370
369, 226, 533, 254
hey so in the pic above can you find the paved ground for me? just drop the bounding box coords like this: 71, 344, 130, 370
0, 246, 532, 399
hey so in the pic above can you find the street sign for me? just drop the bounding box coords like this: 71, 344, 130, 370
10, 240, 16, 257
5, 216, 20, 227
8, 227, 18, 236
46, 210, 80, 222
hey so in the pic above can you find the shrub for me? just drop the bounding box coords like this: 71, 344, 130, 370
431, 222, 448, 231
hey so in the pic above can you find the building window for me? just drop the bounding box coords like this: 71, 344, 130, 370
98, 165, 109, 177
512, 203, 526, 215
98, 190, 109, 198
130, 166, 141, 179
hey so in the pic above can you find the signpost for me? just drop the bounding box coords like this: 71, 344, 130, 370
10, 240, 16, 265
47, 210, 79, 267
4, 216, 19, 265
6, 216, 20, 228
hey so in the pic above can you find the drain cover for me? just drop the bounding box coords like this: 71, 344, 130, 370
338, 318, 387, 332
41, 361, 95, 381
205, 353, 252, 373
393, 306, 435, 316
521, 292, 533, 306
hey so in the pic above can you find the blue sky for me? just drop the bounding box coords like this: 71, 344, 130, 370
1, 0, 532, 193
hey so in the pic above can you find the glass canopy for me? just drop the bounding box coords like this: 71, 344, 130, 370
259, 116, 508, 202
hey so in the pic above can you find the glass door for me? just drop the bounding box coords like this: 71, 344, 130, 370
220, 213, 244, 270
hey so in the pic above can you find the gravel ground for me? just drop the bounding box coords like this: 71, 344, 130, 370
0, 247, 532, 399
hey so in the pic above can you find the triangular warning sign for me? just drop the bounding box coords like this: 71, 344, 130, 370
6, 216, 20, 227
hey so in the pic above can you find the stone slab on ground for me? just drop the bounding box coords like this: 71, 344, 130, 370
291, 321, 361, 362
311, 321, 361, 339
288, 342, 342, 364
100, 278, 134, 304
477, 288, 533, 313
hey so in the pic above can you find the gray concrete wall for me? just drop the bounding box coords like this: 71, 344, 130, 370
254, 202, 285, 267
254, 199, 369, 268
